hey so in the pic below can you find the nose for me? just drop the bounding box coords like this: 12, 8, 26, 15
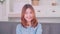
27, 14, 31, 18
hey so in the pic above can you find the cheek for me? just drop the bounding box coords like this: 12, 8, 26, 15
31, 13, 34, 18
24, 14, 29, 20
30, 14, 33, 19
24, 14, 27, 19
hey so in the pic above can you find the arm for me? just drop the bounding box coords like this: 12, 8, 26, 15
36, 24, 42, 34
16, 24, 22, 34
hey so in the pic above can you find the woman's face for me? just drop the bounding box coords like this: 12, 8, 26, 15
24, 8, 34, 22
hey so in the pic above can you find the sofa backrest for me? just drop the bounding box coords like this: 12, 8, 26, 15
0, 22, 60, 34
0, 22, 19, 34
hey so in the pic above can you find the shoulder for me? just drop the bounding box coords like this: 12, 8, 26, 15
36, 23, 42, 34
16, 24, 22, 29
17, 24, 21, 27
37, 23, 42, 31
37, 23, 42, 29
16, 24, 22, 33
38, 23, 42, 27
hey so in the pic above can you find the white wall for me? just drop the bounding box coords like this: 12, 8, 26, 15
0, 0, 60, 22
9, 0, 60, 17
0, 0, 9, 21
0, 3, 3, 21
8, 0, 60, 23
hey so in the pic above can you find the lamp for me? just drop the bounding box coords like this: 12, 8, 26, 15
52, 0, 57, 6
0, 0, 5, 4
32, 0, 40, 6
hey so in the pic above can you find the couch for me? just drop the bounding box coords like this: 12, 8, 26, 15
0, 22, 60, 34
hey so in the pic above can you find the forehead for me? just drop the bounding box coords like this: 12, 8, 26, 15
26, 8, 32, 12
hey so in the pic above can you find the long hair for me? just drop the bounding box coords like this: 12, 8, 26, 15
21, 4, 38, 28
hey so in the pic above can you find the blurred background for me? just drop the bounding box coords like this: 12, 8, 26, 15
0, 0, 60, 34
0, 0, 60, 23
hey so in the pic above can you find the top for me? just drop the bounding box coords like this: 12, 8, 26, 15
16, 23, 42, 34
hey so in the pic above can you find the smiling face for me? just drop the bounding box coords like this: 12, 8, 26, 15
24, 8, 34, 22
21, 4, 38, 28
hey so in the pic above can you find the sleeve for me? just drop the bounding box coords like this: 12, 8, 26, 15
16, 24, 22, 34
36, 24, 42, 34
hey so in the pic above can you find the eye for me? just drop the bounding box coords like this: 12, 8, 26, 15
25, 11, 28, 14
25, 12, 28, 14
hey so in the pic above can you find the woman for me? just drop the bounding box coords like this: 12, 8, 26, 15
16, 4, 42, 34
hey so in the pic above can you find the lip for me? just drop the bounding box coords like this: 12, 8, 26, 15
27, 17, 32, 19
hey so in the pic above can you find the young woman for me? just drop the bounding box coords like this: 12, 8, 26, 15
16, 4, 42, 34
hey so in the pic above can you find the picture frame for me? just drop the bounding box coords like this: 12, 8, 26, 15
31, 0, 40, 6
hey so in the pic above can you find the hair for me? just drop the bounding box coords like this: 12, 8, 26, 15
21, 4, 38, 28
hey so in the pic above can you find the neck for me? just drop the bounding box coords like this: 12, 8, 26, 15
27, 21, 31, 26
